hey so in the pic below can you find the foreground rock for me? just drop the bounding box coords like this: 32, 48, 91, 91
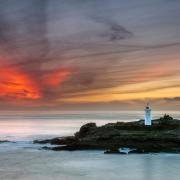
0, 140, 11, 143
34, 115, 180, 154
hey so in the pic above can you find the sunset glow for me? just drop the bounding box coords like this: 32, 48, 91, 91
43, 68, 72, 87
0, 67, 41, 99
0, 0, 180, 110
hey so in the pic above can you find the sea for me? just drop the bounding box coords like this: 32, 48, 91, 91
0, 111, 180, 180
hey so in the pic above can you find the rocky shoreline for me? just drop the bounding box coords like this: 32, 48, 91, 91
34, 115, 180, 154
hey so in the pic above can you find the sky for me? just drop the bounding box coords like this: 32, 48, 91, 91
0, 0, 180, 111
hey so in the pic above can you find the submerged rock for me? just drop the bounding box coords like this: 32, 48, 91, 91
0, 140, 16, 144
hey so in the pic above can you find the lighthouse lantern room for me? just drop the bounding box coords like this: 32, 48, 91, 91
144, 103, 151, 126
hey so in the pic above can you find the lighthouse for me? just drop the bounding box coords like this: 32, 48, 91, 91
144, 103, 151, 126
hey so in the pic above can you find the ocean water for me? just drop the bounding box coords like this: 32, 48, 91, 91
0, 111, 180, 180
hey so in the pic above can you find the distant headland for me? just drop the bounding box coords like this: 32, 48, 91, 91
34, 114, 180, 154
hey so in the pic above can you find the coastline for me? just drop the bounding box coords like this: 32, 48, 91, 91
34, 115, 180, 154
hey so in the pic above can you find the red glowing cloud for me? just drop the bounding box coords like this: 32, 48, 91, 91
0, 67, 41, 99
0, 66, 73, 102
43, 68, 72, 87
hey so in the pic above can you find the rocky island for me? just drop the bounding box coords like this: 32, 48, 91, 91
34, 115, 180, 154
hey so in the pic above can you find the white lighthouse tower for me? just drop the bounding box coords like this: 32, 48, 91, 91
144, 103, 151, 126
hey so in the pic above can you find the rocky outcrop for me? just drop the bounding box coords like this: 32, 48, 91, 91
0, 140, 11, 143
34, 115, 180, 154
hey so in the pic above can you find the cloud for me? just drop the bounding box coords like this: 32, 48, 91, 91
0, 0, 180, 109
163, 97, 180, 102
91, 16, 133, 41
0, 67, 41, 99
42, 68, 73, 87
0, 0, 49, 70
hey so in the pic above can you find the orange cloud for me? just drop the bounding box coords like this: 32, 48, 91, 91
43, 68, 72, 87
0, 67, 41, 99
0, 66, 73, 103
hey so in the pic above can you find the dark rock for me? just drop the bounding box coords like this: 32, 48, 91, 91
34, 115, 180, 154
0, 140, 12, 143
34, 136, 76, 145
75, 123, 97, 138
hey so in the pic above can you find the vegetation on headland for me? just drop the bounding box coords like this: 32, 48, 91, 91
34, 115, 180, 154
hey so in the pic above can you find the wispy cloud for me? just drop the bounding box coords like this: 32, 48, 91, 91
0, 0, 180, 109
90, 16, 133, 41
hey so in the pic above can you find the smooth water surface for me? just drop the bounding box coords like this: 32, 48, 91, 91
0, 111, 180, 180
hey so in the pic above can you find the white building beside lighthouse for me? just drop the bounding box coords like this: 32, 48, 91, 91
144, 103, 151, 126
